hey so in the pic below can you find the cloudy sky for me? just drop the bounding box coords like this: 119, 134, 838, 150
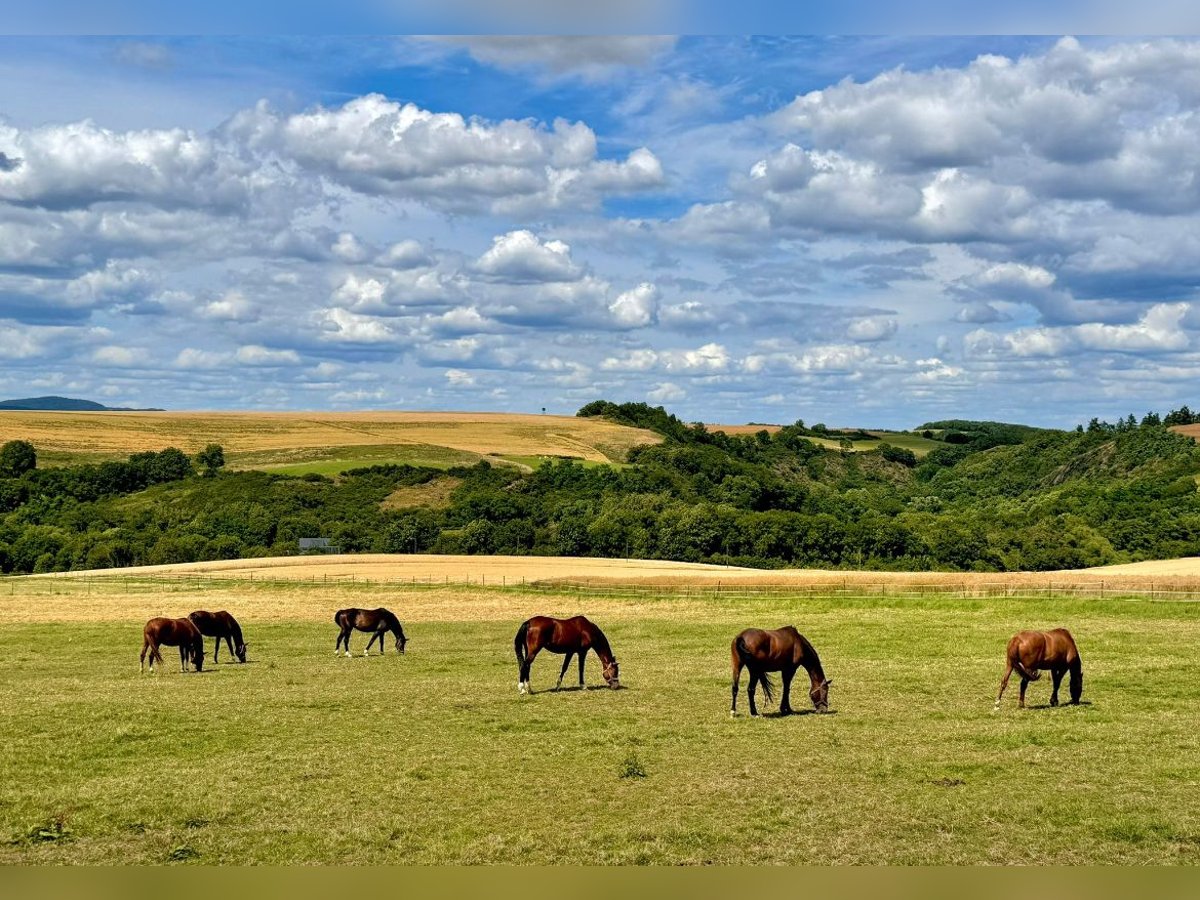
2, 35, 1200, 427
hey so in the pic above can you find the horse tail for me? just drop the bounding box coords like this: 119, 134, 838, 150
1012, 658, 1041, 682
735, 635, 774, 702
514, 619, 530, 667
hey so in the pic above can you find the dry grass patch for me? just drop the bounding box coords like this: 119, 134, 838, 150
26, 553, 1200, 595
381, 477, 463, 510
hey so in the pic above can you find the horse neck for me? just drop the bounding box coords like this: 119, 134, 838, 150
798, 636, 825, 687
588, 627, 614, 664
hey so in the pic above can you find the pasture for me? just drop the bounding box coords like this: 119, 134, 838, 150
1, 573, 1198, 864
0, 410, 659, 470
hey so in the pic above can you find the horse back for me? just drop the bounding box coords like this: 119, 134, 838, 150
145, 616, 200, 646
1011, 629, 1078, 668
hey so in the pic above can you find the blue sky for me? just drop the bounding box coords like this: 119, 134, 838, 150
2, 35, 1200, 428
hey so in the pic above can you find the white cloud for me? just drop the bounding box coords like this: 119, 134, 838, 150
202, 290, 258, 322
474, 230, 581, 283
846, 316, 898, 342
235, 345, 302, 366
609, 282, 659, 328
91, 345, 138, 366
647, 381, 686, 402
224, 94, 663, 214
966, 303, 1191, 358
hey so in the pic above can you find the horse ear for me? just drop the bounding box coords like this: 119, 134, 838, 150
824, 678, 833, 687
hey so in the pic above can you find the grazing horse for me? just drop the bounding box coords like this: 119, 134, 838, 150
334, 608, 407, 657
513, 615, 620, 694
140, 617, 205, 673
188, 610, 247, 663
995, 628, 1083, 709
731, 626, 832, 717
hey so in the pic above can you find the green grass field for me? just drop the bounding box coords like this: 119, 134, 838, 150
1, 583, 1198, 864
805, 431, 944, 456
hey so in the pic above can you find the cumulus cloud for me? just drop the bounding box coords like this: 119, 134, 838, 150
223, 94, 663, 214
236, 345, 302, 366
609, 282, 659, 328
966, 303, 1191, 357
201, 290, 259, 322
846, 315, 898, 342
91, 345, 138, 367
601, 342, 731, 373
474, 230, 581, 283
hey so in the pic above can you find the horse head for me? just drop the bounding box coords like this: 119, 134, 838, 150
810, 678, 833, 712
236, 642, 248, 663
394, 627, 408, 655
602, 657, 620, 689
191, 641, 206, 672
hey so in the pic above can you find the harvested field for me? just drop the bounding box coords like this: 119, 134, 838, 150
0, 410, 659, 468
24, 553, 1200, 596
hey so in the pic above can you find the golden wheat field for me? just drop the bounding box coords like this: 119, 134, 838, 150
0, 410, 659, 468
25, 552, 1200, 594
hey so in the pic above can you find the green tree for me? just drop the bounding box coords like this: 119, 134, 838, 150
0, 440, 36, 478
195, 443, 226, 477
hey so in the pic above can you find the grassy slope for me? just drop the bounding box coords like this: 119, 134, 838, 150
1, 583, 1197, 864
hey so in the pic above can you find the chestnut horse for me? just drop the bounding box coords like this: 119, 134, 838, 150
731, 626, 832, 716
188, 610, 247, 663
995, 628, 1083, 709
334, 608, 407, 657
513, 615, 620, 694
140, 617, 205, 673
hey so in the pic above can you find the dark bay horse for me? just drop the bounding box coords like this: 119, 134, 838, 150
140, 617, 205, 673
731, 626, 832, 716
514, 615, 620, 694
995, 628, 1083, 709
188, 610, 247, 663
334, 608, 407, 657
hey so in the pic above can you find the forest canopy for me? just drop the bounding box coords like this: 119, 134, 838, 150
2, 402, 1199, 575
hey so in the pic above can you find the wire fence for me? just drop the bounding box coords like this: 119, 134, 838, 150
5, 571, 1200, 603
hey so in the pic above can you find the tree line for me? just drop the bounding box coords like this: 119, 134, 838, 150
1, 404, 1199, 574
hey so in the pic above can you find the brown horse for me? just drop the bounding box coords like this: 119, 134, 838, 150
188, 610, 247, 663
140, 617, 205, 673
731, 626, 831, 716
514, 615, 620, 694
334, 608, 407, 657
995, 628, 1083, 709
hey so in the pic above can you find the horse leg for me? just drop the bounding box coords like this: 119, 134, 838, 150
730, 654, 742, 716
180, 645, 188, 673
213, 637, 220, 664
1018, 677, 1029, 709
140, 638, 149, 673
578, 649, 586, 688
1050, 668, 1065, 707
520, 647, 540, 693
780, 668, 795, 716
364, 632, 378, 657
994, 661, 1013, 709
1069, 659, 1083, 705
556, 652, 574, 690
748, 673, 760, 718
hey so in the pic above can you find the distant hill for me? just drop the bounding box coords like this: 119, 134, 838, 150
0, 396, 162, 412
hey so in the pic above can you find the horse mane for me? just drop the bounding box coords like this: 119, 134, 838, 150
588, 621, 614, 660
796, 630, 825, 680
